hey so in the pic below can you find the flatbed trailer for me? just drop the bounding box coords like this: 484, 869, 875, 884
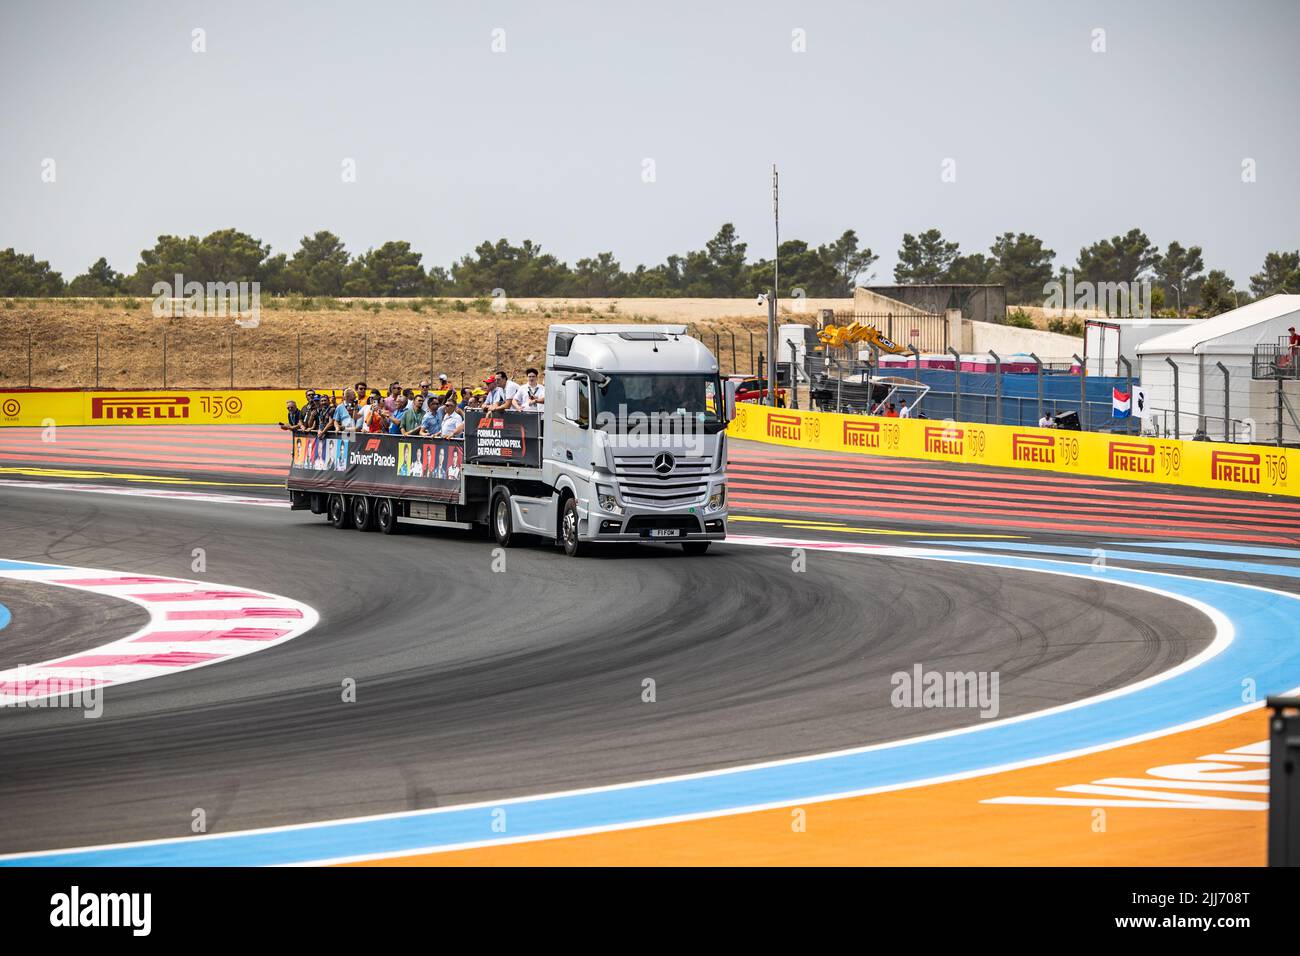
287, 324, 734, 556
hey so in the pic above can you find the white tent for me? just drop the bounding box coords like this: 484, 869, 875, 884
1136, 294, 1300, 443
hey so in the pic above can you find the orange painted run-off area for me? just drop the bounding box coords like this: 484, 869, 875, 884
349, 707, 1268, 867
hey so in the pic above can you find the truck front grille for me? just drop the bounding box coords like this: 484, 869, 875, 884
612, 453, 712, 506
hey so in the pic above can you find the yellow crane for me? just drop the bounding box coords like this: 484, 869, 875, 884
817, 321, 909, 354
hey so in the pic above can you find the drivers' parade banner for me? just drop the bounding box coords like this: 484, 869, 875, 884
465, 409, 542, 467
287, 430, 464, 500
0, 388, 308, 427
728, 401, 1299, 499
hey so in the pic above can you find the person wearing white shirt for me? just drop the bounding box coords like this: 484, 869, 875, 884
513, 368, 544, 410
898, 400, 911, 419
1038, 413, 1054, 429
485, 371, 519, 411
439, 403, 465, 438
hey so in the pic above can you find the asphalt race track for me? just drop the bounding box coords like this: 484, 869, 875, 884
0, 425, 1297, 863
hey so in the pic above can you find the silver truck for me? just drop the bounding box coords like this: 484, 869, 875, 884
287, 323, 732, 556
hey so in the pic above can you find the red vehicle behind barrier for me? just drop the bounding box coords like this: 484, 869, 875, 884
729, 376, 787, 407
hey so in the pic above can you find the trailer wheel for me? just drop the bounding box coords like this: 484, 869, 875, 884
375, 498, 398, 535
492, 490, 519, 547
351, 495, 374, 531
681, 541, 711, 555
560, 496, 588, 557
327, 494, 352, 529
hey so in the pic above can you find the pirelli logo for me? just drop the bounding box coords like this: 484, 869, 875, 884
1012, 433, 1055, 464
1211, 450, 1261, 485
767, 413, 801, 441
1108, 440, 1155, 474
924, 425, 963, 456
90, 395, 190, 421
842, 420, 880, 448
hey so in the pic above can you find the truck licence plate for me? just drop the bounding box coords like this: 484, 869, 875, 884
649, 529, 680, 538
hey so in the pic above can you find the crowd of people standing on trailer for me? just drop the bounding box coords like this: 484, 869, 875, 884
279, 368, 545, 440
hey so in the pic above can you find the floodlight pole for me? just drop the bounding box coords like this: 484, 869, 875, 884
768, 164, 780, 407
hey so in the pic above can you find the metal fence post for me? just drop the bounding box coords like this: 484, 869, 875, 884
1030, 352, 1043, 423
230, 333, 235, 387
1216, 360, 1230, 441
363, 332, 369, 383
162, 331, 167, 388
95, 330, 101, 388
296, 332, 301, 389
1166, 356, 1180, 440
730, 330, 737, 377
910, 345, 921, 379
27, 331, 32, 387
946, 347, 961, 421
788, 342, 799, 410
1117, 355, 1133, 435
1073, 353, 1086, 430
989, 349, 1002, 426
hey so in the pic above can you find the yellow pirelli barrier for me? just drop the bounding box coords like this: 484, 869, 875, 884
728, 401, 1298, 499
0, 389, 310, 427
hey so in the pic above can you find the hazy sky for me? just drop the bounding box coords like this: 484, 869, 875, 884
2, 0, 1297, 286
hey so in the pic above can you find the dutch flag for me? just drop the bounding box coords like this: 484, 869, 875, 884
1112, 387, 1131, 418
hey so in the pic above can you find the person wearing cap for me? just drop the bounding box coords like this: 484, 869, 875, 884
462, 387, 486, 411
485, 370, 518, 411
433, 373, 457, 406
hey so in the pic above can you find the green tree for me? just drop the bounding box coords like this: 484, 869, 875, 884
1249, 250, 1300, 298
988, 232, 1055, 304
285, 231, 350, 296
129, 230, 276, 292
450, 238, 571, 295
945, 252, 996, 284
703, 223, 748, 296
346, 241, 427, 296
1199, 269, 1238, 317
67, 257, 124, 296
0, 248, 65, 295
1153, 241, 1205, 314
894, 229, 959, 283
568, 252, 625, 296
824, 230, 878, 293
1074, 228, 1160, 285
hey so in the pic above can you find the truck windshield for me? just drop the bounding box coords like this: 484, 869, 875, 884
594, 374, 723, 432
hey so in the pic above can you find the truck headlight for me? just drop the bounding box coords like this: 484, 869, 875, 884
596, 484, 623, 515
706, 485, 726, 512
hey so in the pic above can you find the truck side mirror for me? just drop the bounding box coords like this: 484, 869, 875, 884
724, 380, 738, 422
565, 378, 581, 424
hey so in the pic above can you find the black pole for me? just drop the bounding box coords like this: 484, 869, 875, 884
1165, 356, 1180, 440
989, 350, 1002, 425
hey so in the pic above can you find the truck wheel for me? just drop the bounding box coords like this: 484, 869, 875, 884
681, 541, 711, 555
375, 498, 398, 535
492, 490, 520, 547
351, 495, 374, 531
560, 496, 588, 557
328, 494, 352, 529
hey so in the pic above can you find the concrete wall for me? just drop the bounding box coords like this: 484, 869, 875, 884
865, 284, 1006, 324
968, 320, 1082, 362
852, 287, 930, 316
